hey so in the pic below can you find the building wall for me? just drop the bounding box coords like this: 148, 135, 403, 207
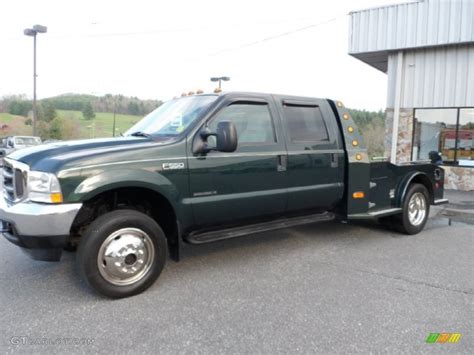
387, 44, 474, 109
348, 1, 474, 191
384, 44, 474, 190
349, 0, 474, 55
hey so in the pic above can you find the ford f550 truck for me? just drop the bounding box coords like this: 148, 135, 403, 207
0, 92, 448, 298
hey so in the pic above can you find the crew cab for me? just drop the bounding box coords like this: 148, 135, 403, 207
0, 92, 448, 298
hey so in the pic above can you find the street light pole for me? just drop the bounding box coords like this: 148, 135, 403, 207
210, 76, 230, 90
24, 24, 47, 137
33, 33, 37, 136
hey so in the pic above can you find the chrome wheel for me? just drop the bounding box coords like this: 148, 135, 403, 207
408, 192, 426, 226
97, 228, 155, 286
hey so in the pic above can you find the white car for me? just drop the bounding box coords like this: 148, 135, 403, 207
0, 136, 42, 165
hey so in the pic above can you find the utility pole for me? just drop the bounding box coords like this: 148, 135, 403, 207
112, 97, 117, 137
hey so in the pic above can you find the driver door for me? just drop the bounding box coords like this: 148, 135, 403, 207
187, 95, 288, 228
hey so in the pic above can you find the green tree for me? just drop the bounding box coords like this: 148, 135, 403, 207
127, 101, 140, 115
7, 100, 32, 117
82, 102, 95, 120
49, 117, 63, 139
40, 101, 57, 122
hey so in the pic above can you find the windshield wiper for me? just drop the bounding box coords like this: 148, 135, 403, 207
130, 131, 152, 138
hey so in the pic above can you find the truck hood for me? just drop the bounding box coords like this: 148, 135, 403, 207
8, 136, 172, 171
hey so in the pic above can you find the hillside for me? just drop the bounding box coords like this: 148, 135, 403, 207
0, 110, 142, 139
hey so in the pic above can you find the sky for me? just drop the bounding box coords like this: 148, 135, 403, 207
0, 0, 408, 111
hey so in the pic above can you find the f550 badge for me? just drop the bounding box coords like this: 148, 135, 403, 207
162, 162, 185, 170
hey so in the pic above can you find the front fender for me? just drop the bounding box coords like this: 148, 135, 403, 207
68, 168, 182, 211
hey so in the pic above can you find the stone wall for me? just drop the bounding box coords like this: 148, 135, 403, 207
443, 166, 474, 191
384, 108, 413, 163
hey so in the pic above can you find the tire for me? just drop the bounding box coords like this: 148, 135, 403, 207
77, 209, 167, 298
391, 183, 430, 235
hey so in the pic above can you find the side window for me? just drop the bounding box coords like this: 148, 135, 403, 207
283, 104, 329, 143
209, 102, 276, 145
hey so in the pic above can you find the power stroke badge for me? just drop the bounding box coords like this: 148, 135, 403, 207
162, 162, 185, 170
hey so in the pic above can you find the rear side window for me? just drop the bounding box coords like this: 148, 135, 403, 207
283, 104, 329, 142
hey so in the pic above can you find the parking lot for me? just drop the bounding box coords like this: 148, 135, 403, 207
0, 211, 472, 353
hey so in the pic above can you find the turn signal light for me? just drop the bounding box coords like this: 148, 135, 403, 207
51, 193, 63, 203
352, 192, 365, 199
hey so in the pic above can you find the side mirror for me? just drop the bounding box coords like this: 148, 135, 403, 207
216, 121, 238, 152
193, 121, 238, 154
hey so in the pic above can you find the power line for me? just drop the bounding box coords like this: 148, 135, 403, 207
2, 16, 325, 41
209, 16, 340, 56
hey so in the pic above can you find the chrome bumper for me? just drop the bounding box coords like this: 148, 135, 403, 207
0, 197, 82, 236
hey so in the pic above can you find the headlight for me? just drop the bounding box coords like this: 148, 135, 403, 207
28, 171, 63, 203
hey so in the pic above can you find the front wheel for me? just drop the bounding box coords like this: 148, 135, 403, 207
77, 210, 167, 298
390, 183, 430, 235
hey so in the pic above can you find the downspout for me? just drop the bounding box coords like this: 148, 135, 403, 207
390, 50, 404, 164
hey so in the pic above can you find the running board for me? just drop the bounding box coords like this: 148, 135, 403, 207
348, 208, 402, 220
185, 212, 335, 244
433, 198, 449, 205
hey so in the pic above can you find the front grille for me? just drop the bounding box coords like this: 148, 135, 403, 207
3, 160, 27, 202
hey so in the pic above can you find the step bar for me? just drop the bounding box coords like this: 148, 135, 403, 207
348, 208, 402, 220
185, 212, 335, 244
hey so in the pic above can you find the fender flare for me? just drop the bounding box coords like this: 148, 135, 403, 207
69, 168, 184, 220
395, 172, 434, 207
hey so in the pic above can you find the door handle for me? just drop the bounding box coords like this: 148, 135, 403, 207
331, 153, 338, 168
277, 155, 287, 172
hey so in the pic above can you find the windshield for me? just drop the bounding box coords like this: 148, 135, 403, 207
14, 137, 41, 146
125, 95, 217, 137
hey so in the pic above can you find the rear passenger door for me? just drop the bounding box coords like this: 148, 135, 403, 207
276, 97, 345, 213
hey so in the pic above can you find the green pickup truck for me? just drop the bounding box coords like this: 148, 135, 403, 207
0, 92, 447, 298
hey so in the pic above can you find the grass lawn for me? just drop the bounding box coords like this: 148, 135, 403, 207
56, 110, 142, 138
0, 110, 143, 139
0, 113, 25, 124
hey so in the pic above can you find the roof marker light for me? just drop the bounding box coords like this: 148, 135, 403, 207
343, 113, 350, 120
352, 140, 359, 147
348, 126, 354, 133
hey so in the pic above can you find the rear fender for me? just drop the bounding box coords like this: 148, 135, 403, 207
395, 172, 434, 207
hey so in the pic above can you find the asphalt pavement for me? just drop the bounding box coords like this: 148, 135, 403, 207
0, 211, 472, 354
